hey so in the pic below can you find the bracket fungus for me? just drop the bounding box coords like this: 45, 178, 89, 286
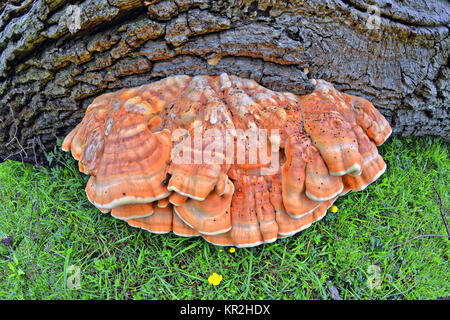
62, 73, 391, 247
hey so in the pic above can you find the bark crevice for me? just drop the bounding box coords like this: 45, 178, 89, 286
0, 0, 448, 164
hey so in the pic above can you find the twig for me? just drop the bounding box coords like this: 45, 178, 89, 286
393, 234, 448, 249
394, 179, 449, 249
35, 135, 46, 153
5, 107, 26, 154
433, 178, 449, 238
3, 106, 29, 166
2, 147, 31, 161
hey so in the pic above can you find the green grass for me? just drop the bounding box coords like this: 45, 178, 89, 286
0, 137, 448, 300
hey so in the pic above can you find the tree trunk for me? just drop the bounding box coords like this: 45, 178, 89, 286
0, 0, 448, 164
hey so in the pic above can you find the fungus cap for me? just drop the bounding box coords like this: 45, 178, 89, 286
174, 177, 234, 235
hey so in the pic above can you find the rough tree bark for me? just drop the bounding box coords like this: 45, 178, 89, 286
0, 0, 448, 164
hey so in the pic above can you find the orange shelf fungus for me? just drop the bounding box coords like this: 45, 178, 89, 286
174, 177, 234, 235
111, 202, 154, 220
62, 74, 391, 247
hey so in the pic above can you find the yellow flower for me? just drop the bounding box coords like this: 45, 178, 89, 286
208, 273, 223, 286
330, 205, 338, 213
229, 247, 236, 253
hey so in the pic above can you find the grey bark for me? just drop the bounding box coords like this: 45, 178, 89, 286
0, 0, 448, 164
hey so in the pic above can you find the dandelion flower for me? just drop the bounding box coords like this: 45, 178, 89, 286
229, 247, 236, 253
208, 273, 223, 286
330, 205, 338, 213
